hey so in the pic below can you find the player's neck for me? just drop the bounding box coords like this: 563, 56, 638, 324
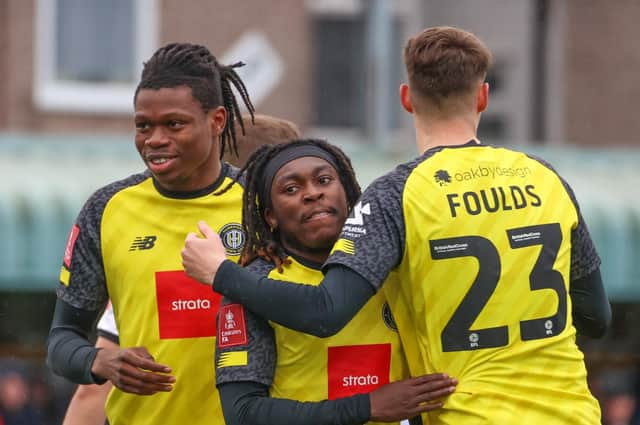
414, 115, 479, 154
281, 239, 330, 266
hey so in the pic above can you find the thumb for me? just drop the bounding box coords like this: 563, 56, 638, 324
198, 220, 217, 239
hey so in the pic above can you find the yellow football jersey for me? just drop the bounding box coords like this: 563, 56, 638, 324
329, 143, 601, 424
58, 166, 245, 425
216, 256, 412, 425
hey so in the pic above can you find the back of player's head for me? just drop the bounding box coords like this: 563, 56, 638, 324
404, 26, 492, 112
232, 138, 360, 265
134, 42, 255, 159
223, 114, 302, 168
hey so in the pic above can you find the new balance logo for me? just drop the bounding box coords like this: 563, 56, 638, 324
129, 236, 157, 251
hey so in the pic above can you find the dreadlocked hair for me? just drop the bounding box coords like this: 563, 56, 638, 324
217, 138, 360, 267
134, 42, 255, 159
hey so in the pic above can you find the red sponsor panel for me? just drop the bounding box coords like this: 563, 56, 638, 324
155, 271, 222, 339
63, 225, 80, 268
327, 343, 391, 400
217, 304, 248, 348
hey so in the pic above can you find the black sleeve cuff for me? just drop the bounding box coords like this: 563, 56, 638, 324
213, 259, 244, 292
97, 330, 120, 345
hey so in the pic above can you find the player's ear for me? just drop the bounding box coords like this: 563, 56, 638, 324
209, 106, 227, 138
399, 84, 414, 113
264, 208, 278, 233
477, 82, 489, 113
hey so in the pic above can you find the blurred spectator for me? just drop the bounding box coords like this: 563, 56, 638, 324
29, 373, 67, 425
0, 360, 71, 425
0, 369, 42, 425
597, 368, 638, 425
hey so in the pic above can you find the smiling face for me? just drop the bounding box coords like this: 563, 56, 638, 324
134, 86, 226, 192
264, 156, 348, 263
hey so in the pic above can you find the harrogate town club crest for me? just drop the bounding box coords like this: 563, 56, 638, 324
219, 223, 245, 256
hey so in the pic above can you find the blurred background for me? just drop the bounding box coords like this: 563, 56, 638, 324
0, 0, 639, 423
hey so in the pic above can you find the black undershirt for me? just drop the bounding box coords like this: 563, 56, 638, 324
569, 268, 611, 338
218, 381, 370, 425
47, 299, 105, 384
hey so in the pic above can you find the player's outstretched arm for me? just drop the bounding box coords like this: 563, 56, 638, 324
182, 221, 374, 337
218, 374, 455, 425
216, 261, 374, 337
62, 337, 115, 425
218, 381, 368, 425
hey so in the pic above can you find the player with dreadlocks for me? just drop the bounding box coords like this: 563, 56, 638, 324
48, 42, 259, 425
233, 139, 361, 269
60, 116, 301, 425
133, 42, 255, 160
61, 115, 301, 425
189, 139, 457, 424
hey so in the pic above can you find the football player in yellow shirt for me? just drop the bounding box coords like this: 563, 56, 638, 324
48, 42, 259, 425
60, 114, 301, 425
213, 139, 456, 424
